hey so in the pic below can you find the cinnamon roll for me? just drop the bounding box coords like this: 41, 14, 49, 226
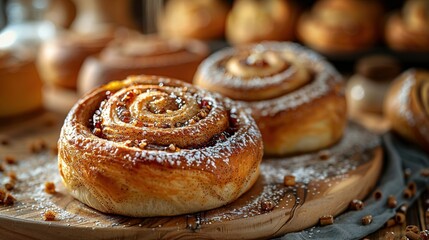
384, 69, 429, 152
297, 0, 383, 54
158, 0, 228, 40
58, 75, 263, 217
194, 42, 347, 156
78, 34, 209, 94
385, 0, 429, 52
0, 49, 43, 118
226, 0, 298, 45
37, 29, 114, 90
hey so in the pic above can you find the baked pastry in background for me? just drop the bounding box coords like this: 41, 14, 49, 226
37, 29, 115, 90
384, 69, 429, 152
226, 0, 298, 45
58, 75, 263, 217
385, 0, 429, 52
158, 0, 228, 40
78, 34, 209, 94
0, 49, 43, 118
194, 41, 347, 156
297, 0, 383, 54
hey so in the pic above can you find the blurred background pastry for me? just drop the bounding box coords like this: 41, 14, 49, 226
37, 28, 115, 90
297, 0, 383, 54
226, 0, 298, 45
158, 0, 228, 40
0, 48, 42, 118
78, 33, 209, 94
385, 0, 429, 52
194, 42, 347, 156
384, 69, 429, 152
71, 0, 137, 33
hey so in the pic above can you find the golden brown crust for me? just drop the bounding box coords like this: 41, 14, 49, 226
37, 30, 114, 90
158, 0, 228, 40
385, 0, 429, 52
0, 49, 43, 118
297, 0, 382, 54
226, 0, 298, 45
384, 69, 429, 152
194, 42, 347, 156
77, 34, 209, 94
58, 75, 263, 217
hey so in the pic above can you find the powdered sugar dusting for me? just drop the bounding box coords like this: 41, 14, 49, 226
202, 123, 380, 223
196, 42, 343, 116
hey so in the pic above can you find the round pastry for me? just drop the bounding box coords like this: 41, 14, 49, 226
226, 0, 298, 45
37, 29, 114, 90
0, 49, 43, 118
158, 0, 228, 40
297, 0, 383, 54
385, 0, 429, 52
384, 69, 429, 152
58, 75, 263, 217
194, 42, 347, 156
77, 34, 209, 94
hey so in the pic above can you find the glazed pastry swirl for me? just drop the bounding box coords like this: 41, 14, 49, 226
385, 0, 429, 52
59, 75, 263, 217
385, 69, 429, 152
297, 0, 382, 53
194, 42, 347, 156
196, 44, 312, 102
92, 78, 230, 149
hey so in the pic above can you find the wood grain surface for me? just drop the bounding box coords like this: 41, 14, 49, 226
0, 112, 383, 240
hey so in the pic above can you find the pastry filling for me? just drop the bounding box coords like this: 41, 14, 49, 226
89, 82, 238, 151
225, 51, 289, 78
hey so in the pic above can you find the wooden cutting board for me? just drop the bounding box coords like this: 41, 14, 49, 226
0, 112, 382, 240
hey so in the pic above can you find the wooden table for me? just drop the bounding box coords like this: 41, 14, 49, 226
0, 104, 425, 240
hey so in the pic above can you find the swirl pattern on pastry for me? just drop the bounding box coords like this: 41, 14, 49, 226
226, 0, 298, 45
78, 35, 209, 94
194, 42, 347, 156
159, 0, 228, 40
37, 30, 114, 89
297, 0, 382, 54
385, 0, 429, 52
384, 69, 429, 152
59, 75, 263, 217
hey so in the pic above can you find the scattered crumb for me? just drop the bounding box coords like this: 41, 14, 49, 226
3, 192, 16, 206
318, 150, 331, 160
43, 210, 56, 221
361, 215, 373, 225
260, 200, 275, 212
373, 189, 382, 200
349, 199, 364, 210
44, 182, 56, 194
283, 175, 296, 187
4, 155, 16, 165
319, 215, 334, 226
